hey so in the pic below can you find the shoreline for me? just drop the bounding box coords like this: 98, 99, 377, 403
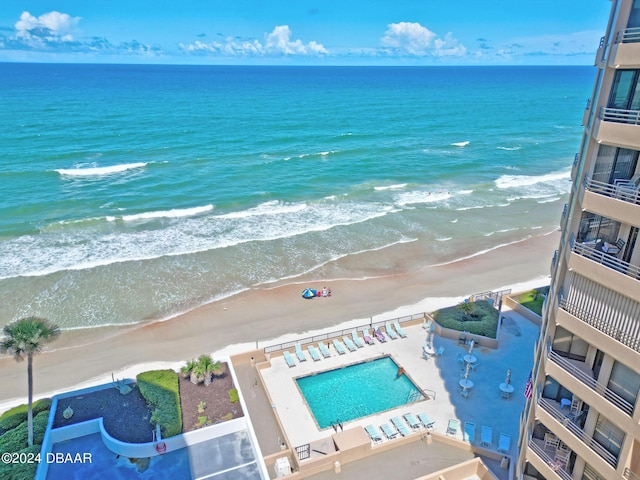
0, 230, 558, 410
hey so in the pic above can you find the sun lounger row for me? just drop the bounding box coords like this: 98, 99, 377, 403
364, 412, 435, 444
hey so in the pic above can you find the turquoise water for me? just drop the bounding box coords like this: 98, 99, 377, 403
296, 356, 421, 428
46, 433, 192, 479
0, 64, 593, 330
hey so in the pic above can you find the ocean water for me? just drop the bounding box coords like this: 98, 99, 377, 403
0, 64, 592, 330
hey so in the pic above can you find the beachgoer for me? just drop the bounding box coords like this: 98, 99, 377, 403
322, 287, 327, 297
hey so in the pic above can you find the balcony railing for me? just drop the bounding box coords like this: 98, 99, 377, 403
528, 440, 572, 480
559, 296, 640, 353
599, 107, 640, 126
616, 27, 640, 44
570, 235, 640, 282
624, 467, 640, 480
583, 176, 640, 206
538, 397, 618, 468
548, 350, 634, 416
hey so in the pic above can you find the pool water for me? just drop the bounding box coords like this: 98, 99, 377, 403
296, 356, 423, 428
46, 433, 192, 479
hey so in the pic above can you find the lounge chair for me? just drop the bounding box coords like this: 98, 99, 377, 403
318, 342, 331, 358
361, 327, 375, 345
417, 413, 435, 429
403, 413, 421, 431
295, 343, 307, 362
332, 339, 347, 355
481, 425, 493, 447
380, 423, 397, 439
393, 320, 407, 338
464, 422, 475, 444
498, 433, 511, 453
283, 351, 296, 368
385, 322, 398, 340
435, 346, 444, 356
351, 330, 364, 348
342, 336, 357, 352
446, 419, 460, 437
374, 328, 386, 342
364, 425, 383, 444
307, 345, 321, 362
391, 417, 411, 437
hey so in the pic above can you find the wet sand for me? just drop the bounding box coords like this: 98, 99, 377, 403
0, 230, 557, 410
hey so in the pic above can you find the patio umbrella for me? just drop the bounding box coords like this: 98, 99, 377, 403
468, 339, 474, 354
505, 369, 512, 385
301, 288, 317, 299
464, 362, 471, 380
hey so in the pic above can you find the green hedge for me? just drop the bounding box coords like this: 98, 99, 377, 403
0, 444, 41, 480
0, 410, 49, 453
136, 369, 182, 438
432, 300, 499, 339
0, 399, 52, 432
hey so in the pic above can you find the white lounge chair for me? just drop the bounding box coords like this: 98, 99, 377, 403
498, 433, 511, 453
464, 422, 475, 444
446, 419, 460, 436
385, 321, 398, 340
481, 425, 493, 447
351, 330, 364, 348
417, 413, 435, 429
364, 425, 382, 444
342, 336, 357, 352
283, 351, 296, 368
332, 339, 347, 355
294, 343, 307, 362
403, 413, 421, 431
391, 417, 411, 436
307, 345, 321, 361
393, 320, 407, 338
318, 342, 331, 358
361, 327, 375, 345
380, 423, 397, 439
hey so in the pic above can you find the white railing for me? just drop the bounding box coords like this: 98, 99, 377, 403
570, 235, 640, 282
624, 467, 640, 480
559, 296, 640, 353
548, 350, 634, 416
583, 176, 640, 206
616, 27, 640, 44
528, 440, 572, 480
538, 398, 618, 468
599, 106, 640, 126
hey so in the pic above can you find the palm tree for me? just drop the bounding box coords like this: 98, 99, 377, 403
1, 317, 60, 446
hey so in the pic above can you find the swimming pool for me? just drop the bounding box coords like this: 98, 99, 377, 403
296, 356, 423, 429
46, 432, 192, 479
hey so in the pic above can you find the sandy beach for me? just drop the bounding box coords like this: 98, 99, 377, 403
0, 230, 558, 410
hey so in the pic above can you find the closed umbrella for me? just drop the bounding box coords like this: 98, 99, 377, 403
505, 369, 512, 385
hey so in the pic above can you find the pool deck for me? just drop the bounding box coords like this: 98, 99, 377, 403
257, 306, 538, 471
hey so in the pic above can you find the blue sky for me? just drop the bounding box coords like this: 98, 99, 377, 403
0, 1, 613, 65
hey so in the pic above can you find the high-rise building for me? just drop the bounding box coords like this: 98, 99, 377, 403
517, 1, 640, 479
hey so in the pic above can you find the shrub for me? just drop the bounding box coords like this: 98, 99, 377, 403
0, 398, 52, 432
136, 369, 182, 438
432, 300, 499, 338
228, 388, 239, 404
0, 410, 49, 453
0, 444, 41, 480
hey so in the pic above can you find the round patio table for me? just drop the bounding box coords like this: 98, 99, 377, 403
459, 378, 474, 390
464, 354, 477, 364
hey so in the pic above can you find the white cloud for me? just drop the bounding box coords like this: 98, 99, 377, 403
15, 11, 80, 46
180, 25, 327, 57
380, 22, 466, 57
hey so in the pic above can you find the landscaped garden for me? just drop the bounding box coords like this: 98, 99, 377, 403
432, 299, 499, 338
515, 286, 549, 316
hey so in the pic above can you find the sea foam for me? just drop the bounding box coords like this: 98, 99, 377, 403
56, 162, 148, 176
495, 170, 570, 189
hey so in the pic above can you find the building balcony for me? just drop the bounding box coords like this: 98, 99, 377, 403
557, 297, 640, 366
569, 235, 640, 301
560, 203, 569, 231
538, 397, 618, 471
571, 153, 580, 183
609, 28, 640, 68
547, 350, 634, 418
582, 177, 640, 227
593, 107, 640, 150
526, 439, 572, 480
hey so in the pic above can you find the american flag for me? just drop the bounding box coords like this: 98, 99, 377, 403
524, 371, 533, 399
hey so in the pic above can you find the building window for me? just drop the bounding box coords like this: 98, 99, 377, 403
552, 326, 589, 361
577, 212, 621, 244
593, 415, 624, 463
592, 145, 639, 184
608, 360, 640, 408
608, 69, 640, 111
542, 376, 574, 403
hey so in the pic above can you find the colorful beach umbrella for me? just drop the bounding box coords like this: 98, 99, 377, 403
302, 288, 317, 299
